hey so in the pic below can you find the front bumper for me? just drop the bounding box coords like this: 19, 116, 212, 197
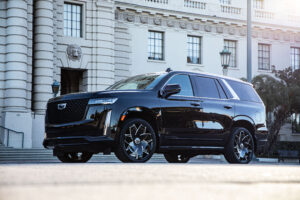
44, 105, 114, 153
43, 136, 114, 153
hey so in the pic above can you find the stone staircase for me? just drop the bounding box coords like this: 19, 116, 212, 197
0, 143, 225, 163
0, 144, 166, 163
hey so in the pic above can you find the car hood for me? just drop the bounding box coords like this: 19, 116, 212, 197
48, 90, 154, 102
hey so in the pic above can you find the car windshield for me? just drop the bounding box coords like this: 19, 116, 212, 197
106, 73, 166, 90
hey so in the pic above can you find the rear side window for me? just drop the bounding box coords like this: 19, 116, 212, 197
227, 80, 262, 102
194, 76, 220, 99
166, 74, 194, 96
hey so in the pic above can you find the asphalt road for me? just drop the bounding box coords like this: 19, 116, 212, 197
0, 156, 300, 200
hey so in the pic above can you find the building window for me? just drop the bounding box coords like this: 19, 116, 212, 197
253, 0, 264, 9
187, 36, 202, 64
148, 31, 164, 60
258, 44, 271, 70
219, 0, 231, 5
291, 47, 300, 70
224, 40, 237, 68
64, 3, 82, 37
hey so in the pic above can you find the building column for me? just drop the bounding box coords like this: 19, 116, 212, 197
5, 0, 28, 112
33, 0, 54, 114
3, 0, 32, 148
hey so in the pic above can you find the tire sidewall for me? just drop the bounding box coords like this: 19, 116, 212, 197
225, 127, 254, 164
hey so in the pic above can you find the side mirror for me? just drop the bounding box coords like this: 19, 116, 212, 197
160, 84, 181, 98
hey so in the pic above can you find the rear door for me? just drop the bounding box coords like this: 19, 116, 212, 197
190, 75, 235, 146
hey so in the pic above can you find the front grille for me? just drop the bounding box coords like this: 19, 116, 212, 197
47, 98, 89, 124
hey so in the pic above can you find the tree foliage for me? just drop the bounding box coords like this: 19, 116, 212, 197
252, 68, 300, 155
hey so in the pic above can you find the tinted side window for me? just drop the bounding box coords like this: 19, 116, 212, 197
227, 80, 262, 102
166, 74, 194, 96
215, 80, 227, 99
194, 76, 220, 99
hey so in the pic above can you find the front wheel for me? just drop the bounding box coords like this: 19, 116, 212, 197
164, 153, 190, 163
114, 118, 157, 163
224, 127, 254, 164
56, 152, 93, 163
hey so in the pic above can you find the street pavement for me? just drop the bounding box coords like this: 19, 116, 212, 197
0, 154, 300, 200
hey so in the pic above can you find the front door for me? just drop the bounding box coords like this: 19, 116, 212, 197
160, 74, 203, 146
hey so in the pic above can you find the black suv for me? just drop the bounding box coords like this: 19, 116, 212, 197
43, 70, 268, 164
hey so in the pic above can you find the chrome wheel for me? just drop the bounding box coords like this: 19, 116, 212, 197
124, 123, 154, 160
233, 130, 253, 162
115, 118, 156, 163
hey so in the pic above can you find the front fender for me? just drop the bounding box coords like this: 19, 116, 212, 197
111, 106, 162, 140
232, 115, 255, 125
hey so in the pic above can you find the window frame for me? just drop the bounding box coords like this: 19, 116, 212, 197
191, 75, 225, 100
64, 1, 84, 38
148, 30, 164, 61
291, 47, 300, 71
161, 74, 195, 98
224, 39, 237, 68
258, 43, 271, 71
187, 35, 202, 65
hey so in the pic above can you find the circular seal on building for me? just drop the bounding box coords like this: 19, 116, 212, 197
192, 23, 200, 30
204, 25, 212, 32
179, 22, 187, 29
126, 14, 135, 22
67, 44, 82, 61
153, 18, 161, 25
167, 20, 175, 27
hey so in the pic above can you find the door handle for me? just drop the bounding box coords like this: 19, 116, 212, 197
224, 105, 233, 109
191, 102, 201, 107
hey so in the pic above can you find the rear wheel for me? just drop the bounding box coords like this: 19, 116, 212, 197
164, 153, 190, 163
114, 118, 156, 163
224, 127, 254, 164
56, 152, 93, 163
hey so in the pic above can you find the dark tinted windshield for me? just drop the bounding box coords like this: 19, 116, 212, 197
227, 80, 262, 102
107, 73, 165, 90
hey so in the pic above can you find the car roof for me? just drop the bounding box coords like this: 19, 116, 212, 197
168, 70, 253, 86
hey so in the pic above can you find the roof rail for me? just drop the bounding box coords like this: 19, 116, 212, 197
166, 68, 172, 72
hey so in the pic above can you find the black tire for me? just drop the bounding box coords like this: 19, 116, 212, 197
56, 152, 93, 163
114, 118, 157, 163
164, 153, 190, 163
224, 127, 254, 164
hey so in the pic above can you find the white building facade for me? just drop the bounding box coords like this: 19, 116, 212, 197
0, 0, 300, 148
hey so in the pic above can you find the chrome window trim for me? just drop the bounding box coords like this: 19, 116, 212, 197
221, 79, 240, 100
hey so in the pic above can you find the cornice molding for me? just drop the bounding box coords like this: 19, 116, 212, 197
115, 9, 300, 43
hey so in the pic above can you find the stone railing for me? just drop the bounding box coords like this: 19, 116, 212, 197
184, 0, 206, 10
255, 10, 274, 20
145, 0, 168, 4
220, 5, 241, 15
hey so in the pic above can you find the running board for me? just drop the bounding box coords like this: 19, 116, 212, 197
159, 146, 224, 151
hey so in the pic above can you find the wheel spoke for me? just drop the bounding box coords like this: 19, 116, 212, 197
122, 122, 155, 161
